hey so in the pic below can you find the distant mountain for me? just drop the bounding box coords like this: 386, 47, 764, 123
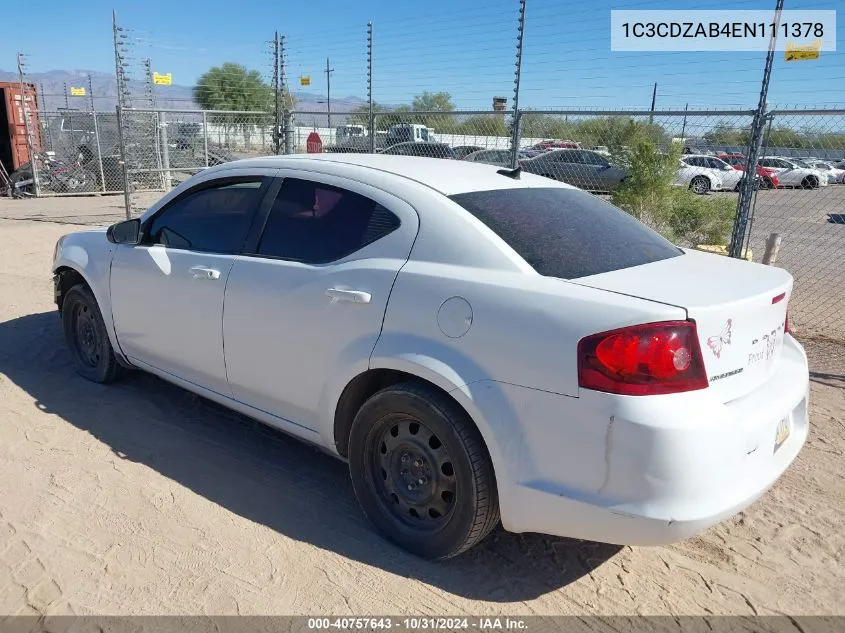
0, 69, 368, 126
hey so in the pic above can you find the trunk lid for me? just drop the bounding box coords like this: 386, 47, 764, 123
571, 248, 791, 402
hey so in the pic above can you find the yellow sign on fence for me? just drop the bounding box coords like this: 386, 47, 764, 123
785, 40, 821, 61
300, 75, 311, 86
152, 72, 173, 85
69, 87, 86, 96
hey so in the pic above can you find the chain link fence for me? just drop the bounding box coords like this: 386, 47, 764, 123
15, 103, 839, 342
119, 108, 275, 215
741, 110, 845, 341
7, 110, 123, 195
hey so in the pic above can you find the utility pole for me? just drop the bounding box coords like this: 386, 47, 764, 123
325, 57, 334, 129
17, 53, 39, 196
649, 82, 657, 124
680, 102, 689, 143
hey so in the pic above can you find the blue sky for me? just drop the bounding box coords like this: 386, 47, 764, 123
3, 0, 843, 109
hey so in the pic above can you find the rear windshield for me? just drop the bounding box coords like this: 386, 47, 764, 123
449, 187, 683, 279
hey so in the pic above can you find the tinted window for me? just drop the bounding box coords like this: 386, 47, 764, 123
256, 178, 400, 263
581, 151, 607, 166
406, 144, 454, 158
553, 150, 581, 164
449, 188, 682, 279
146, 180, 263, 253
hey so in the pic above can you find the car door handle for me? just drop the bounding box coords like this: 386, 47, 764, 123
189, 266, 221, 280
325, 288, 372, 304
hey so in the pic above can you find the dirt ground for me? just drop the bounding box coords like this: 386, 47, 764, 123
0, 205, 843, 617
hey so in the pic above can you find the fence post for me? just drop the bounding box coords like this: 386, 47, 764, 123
202, 111, 209, 167
159, 110, 172, 190
762, 233, 782, 265
91, 110, 107, 193
367, 22, 375, 153
510, 0, 526, 168
729, 0, 783, 258
283, 112, 293, 154
115, 104, 132, 219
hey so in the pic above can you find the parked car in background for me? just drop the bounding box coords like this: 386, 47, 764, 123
679, 155, 745, 192
675, 158, 724, 195
719, 154, 780, 189
463, 149, 514, 167
758, 157, 828, 189
53, 153, 808, 560
519, 148, 627, 192
807, 160, 845, 184
452, 145, 485, 160
530, 139, 581, 150
380, 142, 457, 159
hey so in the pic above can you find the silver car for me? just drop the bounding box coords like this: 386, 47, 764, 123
519, 149, 627, 192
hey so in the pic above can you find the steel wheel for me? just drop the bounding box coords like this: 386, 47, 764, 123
70, 302, 101, 368
61, 284, 120, 383
348, 381, 499, 559
371, 415, 457, 530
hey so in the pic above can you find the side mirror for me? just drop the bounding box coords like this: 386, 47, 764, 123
107, 218, 141, 245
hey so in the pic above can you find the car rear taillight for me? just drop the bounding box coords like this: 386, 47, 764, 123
577, 321, 709, 396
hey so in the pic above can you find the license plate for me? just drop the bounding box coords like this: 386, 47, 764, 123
774, 417, 791, 454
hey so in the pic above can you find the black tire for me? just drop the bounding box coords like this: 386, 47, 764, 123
348, 381, 499, 560
761, 176, 774, 190
690, 175, 710, 195
801, 176, 818, 189
61, 284, 120, 383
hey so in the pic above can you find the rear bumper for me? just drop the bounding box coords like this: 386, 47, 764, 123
481, 335, 809, 545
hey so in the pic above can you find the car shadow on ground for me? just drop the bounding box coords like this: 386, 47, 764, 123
0, 311, 621, 603
810, 371, 845, 388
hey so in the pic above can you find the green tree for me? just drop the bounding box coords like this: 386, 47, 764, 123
193, 63, 281, 150
412, 91, 455, 112
347, 102, 389, 127
193, 63, 273, 112
455, 115, 509, 137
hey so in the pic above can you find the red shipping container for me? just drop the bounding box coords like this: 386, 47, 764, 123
0, 81, 42, 173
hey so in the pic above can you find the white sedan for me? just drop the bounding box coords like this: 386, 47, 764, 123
52, 155, 809, 560
757, 157, 829, 188
676, 155, 744, 193
807, 160, 845, 184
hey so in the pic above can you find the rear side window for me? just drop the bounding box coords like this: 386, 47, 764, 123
255, 178, 400, 263
449, 188, 682, 279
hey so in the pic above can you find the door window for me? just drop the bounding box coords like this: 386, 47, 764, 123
580, 151, 608, 166
145, 179, 264, 253
255, 178, 401, 263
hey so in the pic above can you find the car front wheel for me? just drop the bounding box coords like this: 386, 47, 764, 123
348, 381, 499, 560
801, 176, 819, 189
61, 284, 120, 383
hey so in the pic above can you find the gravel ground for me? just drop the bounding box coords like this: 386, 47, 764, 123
0, 207, 842, 618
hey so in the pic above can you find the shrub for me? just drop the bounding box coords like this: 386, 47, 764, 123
611, 137, 735, 246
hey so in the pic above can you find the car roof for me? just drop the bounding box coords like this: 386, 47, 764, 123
204, 153, 576, 196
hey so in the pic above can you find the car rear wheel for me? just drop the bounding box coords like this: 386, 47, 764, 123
690, 175, 710, 195
348, 381, 499, 560
61, 284, 120, 383
801, 175, 818, 189
761, 176, 774, 190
